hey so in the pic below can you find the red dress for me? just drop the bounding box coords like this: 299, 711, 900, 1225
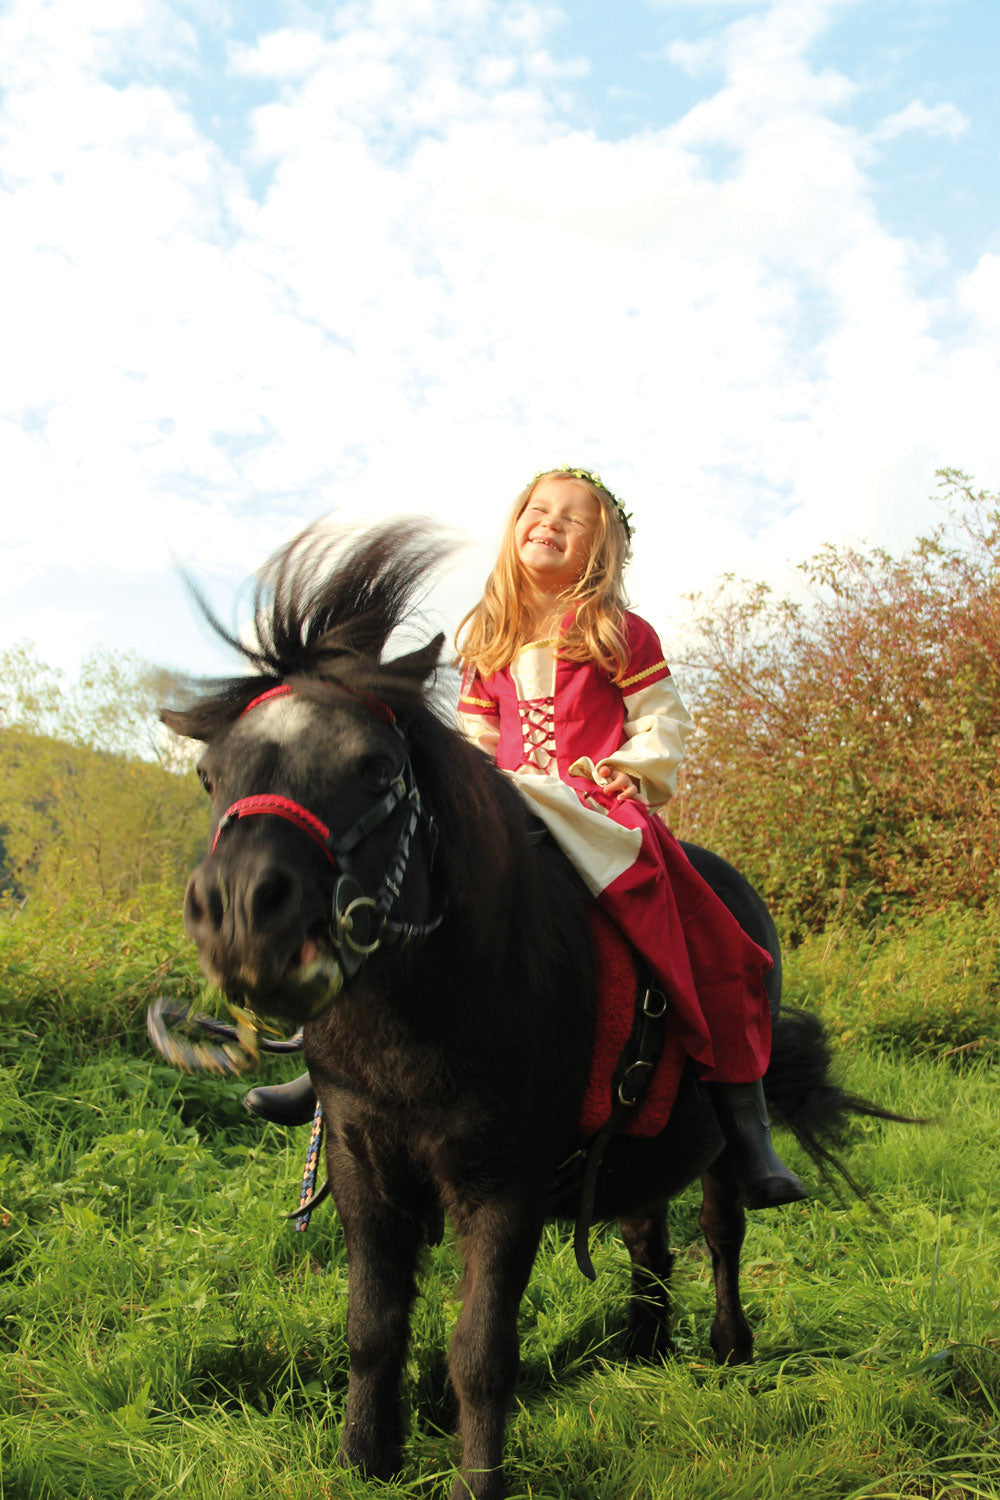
457, 613, 772, 1083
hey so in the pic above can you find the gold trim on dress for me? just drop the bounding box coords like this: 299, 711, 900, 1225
459, 695, 496, 710
620, 659, 669, 690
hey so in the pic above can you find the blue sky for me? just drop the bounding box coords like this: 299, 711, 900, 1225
1, 0, 998, 680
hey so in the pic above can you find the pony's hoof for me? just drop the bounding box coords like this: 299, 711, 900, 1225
623, 1321, 675, 1363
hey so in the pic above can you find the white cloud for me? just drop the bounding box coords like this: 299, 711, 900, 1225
670, 0, 857, 124
652, 0, 773, 10
231, 27, 327, 81
499, 3, 565, 47
958, 253, 1000, 331
873, 99, 970, 143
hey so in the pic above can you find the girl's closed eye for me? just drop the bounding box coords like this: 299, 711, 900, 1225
528, 503, 584, 527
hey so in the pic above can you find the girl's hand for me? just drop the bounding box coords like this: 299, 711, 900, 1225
595, 762, 641, 802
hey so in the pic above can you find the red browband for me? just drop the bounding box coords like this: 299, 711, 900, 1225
241, 684, 294, 716
239, 679, 397, 728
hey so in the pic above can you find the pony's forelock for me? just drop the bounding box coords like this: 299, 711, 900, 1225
159, 521, 516, 919
162, 520, 453, 741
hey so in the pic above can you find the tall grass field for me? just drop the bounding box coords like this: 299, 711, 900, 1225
2, 896, 999, 1500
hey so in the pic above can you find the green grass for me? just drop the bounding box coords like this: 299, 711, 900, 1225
0, 886, 203, 1050
2, 907, 1000, 1498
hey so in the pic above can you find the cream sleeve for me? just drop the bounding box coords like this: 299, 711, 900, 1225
456, 710, 500, 759
568, 675, 693, 808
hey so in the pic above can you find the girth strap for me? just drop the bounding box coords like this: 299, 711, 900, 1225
554, 969, 670, 1281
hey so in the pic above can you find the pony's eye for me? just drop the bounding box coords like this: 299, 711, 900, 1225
360, 755, 395, 792
198, 766, 214, 795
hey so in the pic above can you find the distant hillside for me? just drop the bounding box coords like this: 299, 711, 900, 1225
0, 723, 204, 907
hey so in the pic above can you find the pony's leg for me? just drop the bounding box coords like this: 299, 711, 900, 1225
699, 1156, 753, 1365
620, 1209, 675, 1360
331, 1145, 424, 1481
447, 1197, 545, 1500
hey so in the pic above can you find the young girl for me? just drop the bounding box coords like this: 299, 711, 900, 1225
453, 465, 806, 1210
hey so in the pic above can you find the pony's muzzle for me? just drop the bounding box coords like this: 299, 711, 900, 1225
183, 853, 309, 988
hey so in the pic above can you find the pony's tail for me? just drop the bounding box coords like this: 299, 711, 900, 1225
763, 1009, 923, 1207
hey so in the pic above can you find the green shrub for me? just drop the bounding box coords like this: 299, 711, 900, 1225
0, 883, 201, 1053
782, 902, 1000, 1057
673, 472, 1000, 935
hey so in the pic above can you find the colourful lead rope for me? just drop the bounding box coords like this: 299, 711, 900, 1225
295, 1100, 325, 1232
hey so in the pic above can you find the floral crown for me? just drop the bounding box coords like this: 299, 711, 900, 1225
531, 465, 634, 541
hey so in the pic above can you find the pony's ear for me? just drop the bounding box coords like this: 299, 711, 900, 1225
385, 633, 445, 683
160, 707, 213, 742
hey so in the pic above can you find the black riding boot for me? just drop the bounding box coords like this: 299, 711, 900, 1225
706, 1080, 808, 1209
242, 1072, 317, 1126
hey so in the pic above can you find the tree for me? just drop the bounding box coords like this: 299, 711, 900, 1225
671, 472, 1000, 935
0, 647, 205, 906
0, 645, 197, 771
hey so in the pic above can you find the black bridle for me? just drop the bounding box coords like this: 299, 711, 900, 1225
211, 683, 442, 990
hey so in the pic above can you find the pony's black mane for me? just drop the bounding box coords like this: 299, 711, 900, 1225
163, 520, 455, 740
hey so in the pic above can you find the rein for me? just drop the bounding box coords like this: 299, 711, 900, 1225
212, 680, 443, 992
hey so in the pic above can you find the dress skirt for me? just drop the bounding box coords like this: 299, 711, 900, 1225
509, 770, 773, 1083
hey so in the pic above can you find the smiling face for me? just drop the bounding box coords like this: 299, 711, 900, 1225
513, 477, 603, 596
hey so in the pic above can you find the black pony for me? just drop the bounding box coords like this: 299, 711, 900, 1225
163, 522, 904, 1500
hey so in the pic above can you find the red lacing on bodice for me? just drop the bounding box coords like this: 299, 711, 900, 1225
518, 696, 556, 771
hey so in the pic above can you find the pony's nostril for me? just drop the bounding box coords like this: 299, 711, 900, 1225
184, 873, 206, 930
184, 867, 228, 933
251, 868, 296, 926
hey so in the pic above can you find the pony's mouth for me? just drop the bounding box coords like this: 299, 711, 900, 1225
204, 933, 345, 1024
285, 933, 344, 1013
294, 934, 325, 971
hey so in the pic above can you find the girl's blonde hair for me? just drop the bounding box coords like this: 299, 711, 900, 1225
456, 469, 633, 681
